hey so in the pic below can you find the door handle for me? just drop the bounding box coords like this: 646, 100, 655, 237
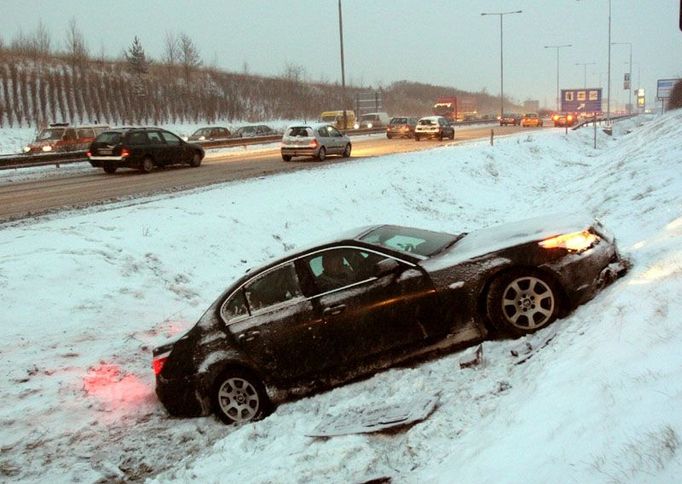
237, 330, 260, 342
323, 304, 347, 317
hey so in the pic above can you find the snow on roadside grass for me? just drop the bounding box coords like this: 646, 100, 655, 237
1, 112, 681, 482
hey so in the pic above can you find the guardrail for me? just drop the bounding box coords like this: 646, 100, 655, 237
0, 120, 499, 171
571, 113, 637, 130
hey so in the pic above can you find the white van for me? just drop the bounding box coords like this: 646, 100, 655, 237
354, 112, 391, 129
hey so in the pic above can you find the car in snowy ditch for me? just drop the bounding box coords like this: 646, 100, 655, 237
152, 213, 628, 425
280, 123, 352, 162
87, 127, 205, 174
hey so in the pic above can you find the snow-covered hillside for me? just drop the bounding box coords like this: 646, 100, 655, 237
1, 112, 681, 483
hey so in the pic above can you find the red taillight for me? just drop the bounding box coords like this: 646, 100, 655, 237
86, 151, 92, 157
152, 355, 168, 375
308, 139, 319, 148
121, 148, 131, 158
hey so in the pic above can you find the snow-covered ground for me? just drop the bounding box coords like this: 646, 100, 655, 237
1, 112, 681, 483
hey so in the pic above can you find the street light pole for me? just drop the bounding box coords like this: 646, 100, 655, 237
338, 0, 347, 129
575, 62, 596, 88
481, 10, 522, 120
612, 41, 633, 114
545, 44, 572, 111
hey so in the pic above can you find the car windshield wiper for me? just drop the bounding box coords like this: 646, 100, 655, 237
440, 232, 468, 252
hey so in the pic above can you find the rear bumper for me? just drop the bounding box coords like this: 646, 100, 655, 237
281, 147, 318, 157
89, 156, 138, 169
155, 373, 212, 417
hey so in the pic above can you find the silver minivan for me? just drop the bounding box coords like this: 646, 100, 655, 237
281, 123, 352, 161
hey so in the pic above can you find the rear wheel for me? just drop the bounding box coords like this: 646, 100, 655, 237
102, 163, 117, 174
212, 369, 270, 425
486, 270, 560, 337
316, 147, 326, 161
415, 134, 420, 142
139, 157, 154, 174
282, 154, 292, 162
386, 133, 393, 139
342, 143, 351, 158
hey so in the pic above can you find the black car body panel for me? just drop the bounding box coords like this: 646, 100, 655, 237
154, 214, 628, 418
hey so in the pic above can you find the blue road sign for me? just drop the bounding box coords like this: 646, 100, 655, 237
561, 88, 602, 113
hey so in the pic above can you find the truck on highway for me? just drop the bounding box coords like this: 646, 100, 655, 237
432, 97, 477, 122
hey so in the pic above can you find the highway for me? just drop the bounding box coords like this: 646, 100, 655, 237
0, 125, 534, 222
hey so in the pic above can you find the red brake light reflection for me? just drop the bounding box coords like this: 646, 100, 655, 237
152, 355, 168, 375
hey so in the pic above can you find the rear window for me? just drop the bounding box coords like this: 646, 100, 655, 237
286, 127, 311, 137
390, 117, 407, 125
360, 225, 459, 257
95, 132, 122, 144
418, 119, 436, 126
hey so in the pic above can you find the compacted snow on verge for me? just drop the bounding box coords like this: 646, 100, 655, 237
1, 112, 681, 483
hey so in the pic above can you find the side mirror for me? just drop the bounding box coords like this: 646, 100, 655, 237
374, 258, 401, 277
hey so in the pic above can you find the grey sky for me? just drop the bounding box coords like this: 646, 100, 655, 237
3, 0, 680, 110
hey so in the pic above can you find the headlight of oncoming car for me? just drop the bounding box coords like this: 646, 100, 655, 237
23, 146, 30, 153
539, 230, 599, 252
353, 123, 360, 129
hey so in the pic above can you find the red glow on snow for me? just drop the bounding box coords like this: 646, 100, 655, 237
83, 363, 151, 407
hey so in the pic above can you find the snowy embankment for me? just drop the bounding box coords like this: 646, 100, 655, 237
0, 112, 681, 483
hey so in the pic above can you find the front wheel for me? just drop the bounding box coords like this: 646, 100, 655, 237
189, 152, 202, 167
212, 369, 270, 425
342, 143, 351, 158
486, 270, 560, 337
316, 146, 326, 161
282, 154, 292, 162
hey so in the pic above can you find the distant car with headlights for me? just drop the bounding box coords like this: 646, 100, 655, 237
386, 116, 418, 139
415, 116, 455, 141
234, 125, 276, 138
499, 113, 522, 126
552, 112, 578, 127
152, 213, 627, 425
520, 113, 544, 127
280, 123, 352, 161
24, 123, 109, 154
188, 126, 231, 142
87, 127, 204, 174
354, 112, 390, 129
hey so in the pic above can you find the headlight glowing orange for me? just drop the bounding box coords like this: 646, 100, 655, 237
539, 230, 598, 251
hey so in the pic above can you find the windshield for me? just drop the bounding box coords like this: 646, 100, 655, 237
321, 115, 337, 122
36, 128, 65, 141
360, 225, 459, 257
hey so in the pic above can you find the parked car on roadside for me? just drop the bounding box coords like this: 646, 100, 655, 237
23, 123, 109, 154
499, 113, 522, 126
386, 116, 418, 139
520, 113, 544, 127
87, 127, 204, 174
353, 112, 391, 129
188, 126, 232, 142
414, 116, 455, 141
280, 123, 352, 162
152, 213, 627, 424
234, 125, 276, 138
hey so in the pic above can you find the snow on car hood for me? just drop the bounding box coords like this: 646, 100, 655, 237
424, 212, 595, 270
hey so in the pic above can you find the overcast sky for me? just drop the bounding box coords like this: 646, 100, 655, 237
3, 0, 681, 110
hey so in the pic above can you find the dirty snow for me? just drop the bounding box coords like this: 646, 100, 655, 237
1, 112, 681, 483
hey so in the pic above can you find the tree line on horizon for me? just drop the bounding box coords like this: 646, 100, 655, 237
0, 19, 511, 130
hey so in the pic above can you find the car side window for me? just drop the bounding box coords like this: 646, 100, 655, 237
77, 128, 93, 139
64, 129, 77, 141
147, 131, 165, 144
243, 263, 303, 313
160, 131, 181, 145
221, 289, 249, 321
317, 128, 329, 138
128, 132, 148, 145
304, 248, 384, 294
328, 127, 343, 137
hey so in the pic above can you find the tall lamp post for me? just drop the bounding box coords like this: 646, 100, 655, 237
481, 10, 522, 120
338, 0, 347, 129
612, 41, 633, 114
545, 44, 572, 111
575, 62, 596, 88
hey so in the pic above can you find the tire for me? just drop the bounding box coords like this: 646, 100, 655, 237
102, 163, 117, 174
450, 130, 455, 140
386, 133, 393, 139
415, 134, 420, 142
212, 369, 270, 425
342, 143, 351, 158
316, 146, 326, 161
282, 154, 292, 162
140, 156, 154, 174
486, 270, 560, 337
439, 132, 444, 141
189, 152, 202, 167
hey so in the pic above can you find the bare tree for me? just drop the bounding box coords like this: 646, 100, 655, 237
162, 31, 179, 76
33, 21, 51, 57
178, 33, 201, 85
64, 17, 88, 73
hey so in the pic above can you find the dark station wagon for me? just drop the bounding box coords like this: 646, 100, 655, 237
153, 214, 627, 425
88, 127, 205, 174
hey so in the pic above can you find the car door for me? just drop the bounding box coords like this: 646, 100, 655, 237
328, 126, 345, 153
146, 130, 170, 165
160, 130, 188, 163
300, 246, 438, 370
225, 262, 322, 381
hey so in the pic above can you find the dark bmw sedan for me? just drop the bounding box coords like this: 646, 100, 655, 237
153, 214, 627, 424
88, 127, 205, 174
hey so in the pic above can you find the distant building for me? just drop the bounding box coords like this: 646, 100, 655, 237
523, 100, 540, 112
